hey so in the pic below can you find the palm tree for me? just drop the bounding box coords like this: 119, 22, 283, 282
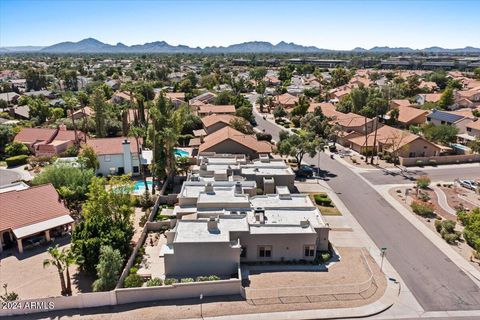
63, 249, 79, 296
43, 246, 67, 296
65, 94, 79, 147
129, 125, 148, 191
256, 95, 266, 113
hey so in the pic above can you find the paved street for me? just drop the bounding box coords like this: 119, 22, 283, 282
254, 114, 480, 311
361, 166, 480, 185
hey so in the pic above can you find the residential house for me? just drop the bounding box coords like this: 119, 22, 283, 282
464, 120, 480, 141
24, 90, 56, 99
391, 106, 429, 127
14, 126, 83, 156
197, 104, 236, 117
201, 114, 242, 135
275, 93, 299, 109
189, 92, 216, 106
165, 92, 186, 108
198, 126, 272, 159
0, 184, 74, 254
111, 91, 132, 104
418, 81, 438, 92
426, 109, 473, 134
415, 93, 442, 105
162, 184, 329, 277
347, 125, 441, 157
0, 92, 20, 105
389, 99, 412, 110
71, 106, 95, 121
85, 137, 145, 176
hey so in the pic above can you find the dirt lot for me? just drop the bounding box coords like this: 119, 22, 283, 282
0, 237, 93, 300
441, 185, 479, 212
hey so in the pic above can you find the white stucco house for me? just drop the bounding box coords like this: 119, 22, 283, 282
84, 137, 146, 176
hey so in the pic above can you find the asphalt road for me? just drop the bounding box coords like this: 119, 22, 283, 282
254, 114, 480, 311
361, 166, 480, 185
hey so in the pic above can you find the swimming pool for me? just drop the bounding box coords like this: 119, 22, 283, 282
134, 180, 153, 192
451, 143, 470, 151
174, 148, 189, 157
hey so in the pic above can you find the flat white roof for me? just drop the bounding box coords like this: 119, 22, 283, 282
13, 215, 74, 239
250, 194, 315, 209
249, 224, 316, 235
174, 217, 249, 243
241, 167, 293, 175
197, 188, 250, 205
248, 209, 326, 228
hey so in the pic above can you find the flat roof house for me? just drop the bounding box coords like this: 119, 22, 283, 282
85, 137, 144, 176
198, 126, 272, 160
0, 184, 73, 254
162, 185, 329, 277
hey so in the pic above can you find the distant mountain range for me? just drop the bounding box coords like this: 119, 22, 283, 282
1, 38, 479, 54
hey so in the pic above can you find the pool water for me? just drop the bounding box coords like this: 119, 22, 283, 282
451, 143, 469, 151
134, 181, 153, 192
174, 148, 189, 157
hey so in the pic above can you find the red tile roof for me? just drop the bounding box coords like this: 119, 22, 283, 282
0, 184, 69, 232
201, 114, 240, 128
198, 104, 236, 115
199, 126, 272, 154
85, 137, 139, 155
14, 128, 56, 144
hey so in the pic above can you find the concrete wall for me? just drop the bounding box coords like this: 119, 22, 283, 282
115, 279, 241, 305
236, 233, 318, 262
399, 153, 480, 166
0, 291, 116, 317
164, 242, 241, 277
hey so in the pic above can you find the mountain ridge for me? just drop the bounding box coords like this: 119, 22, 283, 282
1, 38, 479, 53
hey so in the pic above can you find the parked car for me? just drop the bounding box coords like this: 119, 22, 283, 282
459, 180, 477, 191
296, 165, 314, 178
250, 118, 257, 127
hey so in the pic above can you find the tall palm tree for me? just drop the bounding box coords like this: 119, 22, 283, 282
129, 125, 148, 191
65, 94, 79, 147
43, 245, 67, 296
63, 249, 79, 296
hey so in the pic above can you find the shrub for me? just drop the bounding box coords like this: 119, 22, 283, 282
411, 200, 436, 218
208, 275, 220, 281
255, 132, 272, 142
256, 188, 263, 195
139, 190, 154, 209
129, 267, 138, 275
383, 154, 391, 163
5, 141, 29, 157
180, 278, 194, 283
441, 231, 461, 245
429, 159, 437, 166
416, 160, 424, 167
416, 176, 431, 190
418, 191, 431, 202
123, 274, 144, 288
435, 219, 443, 233
314, 194, 332, 206
164, 278, 178, 285
146, 278, 163, 287
321, 251, 331, 262
196, 276, 210, 282
5, 155, 28, 167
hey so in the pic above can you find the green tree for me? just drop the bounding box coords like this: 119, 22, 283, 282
422, 124, 458, 145
291, 96, 310, 117
72, 176, 134, 275
249, 67, 267, 81
468, 138, 480, 154
43, 246, 67, 296
79, 145, 99, 170
229, 117, 254, 134
474, 67, 480, 80
5, 141, 29, 157
235, 105, 254, 122
457, 207, 480, 256
92, 246, 123, 292
0, 125, 15, 156
28, 97, 50, 125
437, 87, 454, 109
24, 68, 48, 91
92, 88, 107, 137
61, 69, 78, 91
277, 131, 321, 165
273, 105, 287, 119
330, 67, 351, 87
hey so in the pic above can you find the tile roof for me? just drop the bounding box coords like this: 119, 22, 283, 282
418, 93, 442, 103
308, 102, 336, 114
390, 99, 412, 108
466, 119, 480, 131
14, 128, 56, 144
201, 114, 239, 128
0, 184, 70, 232
85, 136, 139, 155
199, 126, 272, 154
348, 125, 420, 150
198, 104, 236, 115
276, 93, 299, 106
395, 106, 428, 124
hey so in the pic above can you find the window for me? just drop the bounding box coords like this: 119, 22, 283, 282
104, 155, 111, 162
133, 166, 139, 173
409, 152, 416, 157
441, 121, 445, 125
304, 245, 315, 257
258, 245, 272, 258
240, 246, 247, 258
467, 127, 472, 132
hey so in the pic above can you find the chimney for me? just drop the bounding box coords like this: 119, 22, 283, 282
254, 207, 265, 224
207, 217, 219, 233
300, 220, 310, 228
122, 139, 132, 174
234, 181, 242, 194
205, 182, 214, 193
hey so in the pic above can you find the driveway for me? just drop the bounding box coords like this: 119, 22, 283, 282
0, 168, 21, 185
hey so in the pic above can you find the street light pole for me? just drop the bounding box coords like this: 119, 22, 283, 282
380, 247, 387, 272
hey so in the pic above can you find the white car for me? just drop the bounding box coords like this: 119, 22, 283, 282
459, 180, 478, 191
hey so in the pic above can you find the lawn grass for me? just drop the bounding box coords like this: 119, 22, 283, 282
309, 193, 342, 216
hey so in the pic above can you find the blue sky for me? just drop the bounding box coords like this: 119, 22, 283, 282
1, 0, 479, 49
